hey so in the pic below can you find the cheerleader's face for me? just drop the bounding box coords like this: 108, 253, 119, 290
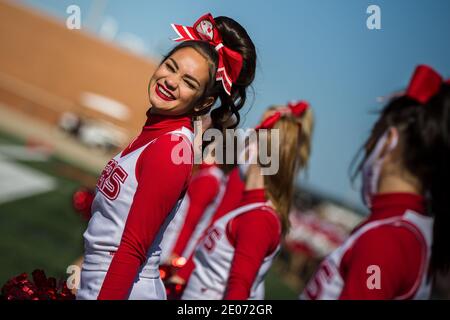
148, 47, 213, 116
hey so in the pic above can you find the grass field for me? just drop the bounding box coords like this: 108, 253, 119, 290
0, 131, 93, 286
0, 130, 298, 299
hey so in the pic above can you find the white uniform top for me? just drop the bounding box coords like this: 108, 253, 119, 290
82, 127, 194, 279
182, 202, 280, 300
301, 210, 434, 300
160, 165, 228, 262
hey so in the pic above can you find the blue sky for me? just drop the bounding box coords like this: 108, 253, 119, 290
23, 0, 450, 211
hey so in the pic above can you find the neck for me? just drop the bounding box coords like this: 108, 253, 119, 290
378, 172, 422, 195
245, 164, 265, 190
144, 106, 193, 130
148, 106, 193, 118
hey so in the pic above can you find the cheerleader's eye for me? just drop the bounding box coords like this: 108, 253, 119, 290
183, 74, 201, 90
166, 62, 176, 72
184, 79, 196, 89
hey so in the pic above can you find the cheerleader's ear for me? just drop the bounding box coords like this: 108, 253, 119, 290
379, 126, 400, 160
193, 96, 215, 114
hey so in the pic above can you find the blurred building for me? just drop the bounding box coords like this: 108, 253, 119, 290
0, 0, 157, 157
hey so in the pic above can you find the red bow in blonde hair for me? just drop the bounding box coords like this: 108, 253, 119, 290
286, 100, 309, 117
406, 65, 447, 104
256, 101, 309, 130
171, 13, 243, 96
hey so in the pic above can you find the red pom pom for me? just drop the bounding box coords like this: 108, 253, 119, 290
72, 188, 95, 220
1, 270, 76, 300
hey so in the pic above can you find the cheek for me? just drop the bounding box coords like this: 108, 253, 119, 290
151, 66, 167, 82
148, 69, 165, 96
148, 74, 158, 91
151, 70, 162, 83
179, 86, 202, 105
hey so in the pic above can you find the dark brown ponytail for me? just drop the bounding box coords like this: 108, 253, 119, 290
352, 83, 450, 277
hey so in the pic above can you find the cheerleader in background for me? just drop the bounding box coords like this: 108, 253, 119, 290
302, 65, 450, 300
164, 106, 279, 295
158, 115, 214, 265
170, 101, 314, 299
165, 115, 253, 266
161, 126, 247, 296
160, 138, 230, 275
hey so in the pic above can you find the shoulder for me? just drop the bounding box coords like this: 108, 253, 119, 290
136, 133, 193, 180
352, 220, 425, 252
340, 220, 427, 299
227, 206, 281, 254
189, 173, 221, 191
343, 221, 425, 272
232, 207, 282, 237
140, 132, 192, 162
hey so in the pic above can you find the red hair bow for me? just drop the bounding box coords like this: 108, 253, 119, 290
256, 101, 310, 130
255, 112, 281, 130
287, 100, 309, 117
171, 13, 243, 96
406, 65, 445, 104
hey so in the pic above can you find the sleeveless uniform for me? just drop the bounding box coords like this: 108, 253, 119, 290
301, 202, 433, 300
182, 202, 280, 300
77, 126, 193, 300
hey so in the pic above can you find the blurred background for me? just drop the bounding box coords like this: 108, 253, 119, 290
0, 0, 449, 298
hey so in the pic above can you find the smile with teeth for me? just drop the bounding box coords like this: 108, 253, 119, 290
156, 83, 176, 101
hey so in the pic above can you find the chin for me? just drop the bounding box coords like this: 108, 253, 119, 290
149, 103, 169, 115
149, 95, 168, 111
149, 101, 181, 116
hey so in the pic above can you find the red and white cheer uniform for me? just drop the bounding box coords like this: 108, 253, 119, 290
166, 163, 228, 261
77, 113, 194, 300
302, 193, 434, 300
182, 189, 281, 300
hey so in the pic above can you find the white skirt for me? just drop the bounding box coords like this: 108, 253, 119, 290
76, 267, 167, 300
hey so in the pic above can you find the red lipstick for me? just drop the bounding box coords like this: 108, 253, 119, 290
155, 83, 176, 101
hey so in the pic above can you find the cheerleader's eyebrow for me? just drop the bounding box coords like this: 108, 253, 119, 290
167, 58, 179, 70
168, 58, 201, 88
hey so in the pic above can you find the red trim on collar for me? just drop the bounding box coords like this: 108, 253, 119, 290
143, 110, 193, 132
199, 162, 217, 170
370, 193, 426, 221
240, 189, 266, 205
